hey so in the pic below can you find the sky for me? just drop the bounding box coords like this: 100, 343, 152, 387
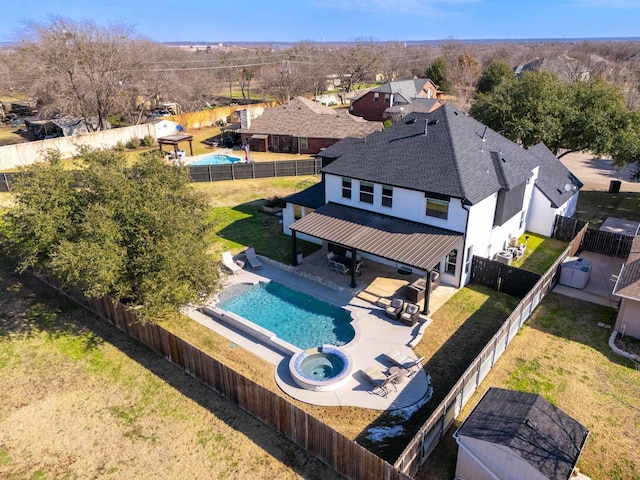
2, 0, 640, 44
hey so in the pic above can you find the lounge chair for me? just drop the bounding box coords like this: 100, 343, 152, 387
221, 251, 243, 274
363, 367, 399, 397
245, 246, 263, 270
385, 297, 404, 320
387, 350, 425, 377
400, 302, 420, 326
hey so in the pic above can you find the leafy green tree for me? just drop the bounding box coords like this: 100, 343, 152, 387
470, 71, 640, 163
2, 148, 220, 321
426, 57, 452, 93
476, 60, 514, 94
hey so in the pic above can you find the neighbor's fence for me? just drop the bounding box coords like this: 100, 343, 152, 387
552, 214, 633, 258
393, 225, 587, 477
188, 159, 321, 182
0, 158, 322, 191
34, 273, 410, 480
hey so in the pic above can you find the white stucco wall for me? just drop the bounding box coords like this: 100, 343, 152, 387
528, 189, 579, 237
615, 298, 640, 339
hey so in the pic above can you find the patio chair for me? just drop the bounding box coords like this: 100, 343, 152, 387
385, 297, 404, 320
221, 251, 243, 274
363, 367, 399, 397
386, 349, 414, 370
405, 356, 425, 377
244, 246, 263, 270
400, 302, 420, 326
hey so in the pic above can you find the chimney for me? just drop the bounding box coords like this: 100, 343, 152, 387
240, 109, 250, 129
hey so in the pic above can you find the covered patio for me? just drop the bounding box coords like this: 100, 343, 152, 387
290, 203, 463, 314
157, 133, 194, 158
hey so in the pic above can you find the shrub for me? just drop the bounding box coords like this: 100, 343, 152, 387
140, 135, 155, 147
264, 196, 286, 208
126, 137, 141, 149
114, 141, 126, 152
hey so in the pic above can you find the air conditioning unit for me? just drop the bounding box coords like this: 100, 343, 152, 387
496, 250, 513, 266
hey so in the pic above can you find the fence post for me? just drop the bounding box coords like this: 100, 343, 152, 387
252, 162, 255, 179
273, 161, 277, 177
208, 165, 212, 182
2, 173, 8, 192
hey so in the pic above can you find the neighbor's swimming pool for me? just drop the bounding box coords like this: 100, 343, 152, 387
216, 281, 355, 350
190, 154, 242, 166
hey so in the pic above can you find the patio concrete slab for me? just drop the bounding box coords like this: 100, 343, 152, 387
553, 251, 623, 309
600, 217, 640, 236
187, 254, 441, 410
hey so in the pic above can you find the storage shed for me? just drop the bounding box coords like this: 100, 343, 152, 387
453, 388, 589, 480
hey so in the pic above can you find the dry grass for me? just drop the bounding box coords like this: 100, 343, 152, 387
0, 259, 343, 480
418, 293, 640, 480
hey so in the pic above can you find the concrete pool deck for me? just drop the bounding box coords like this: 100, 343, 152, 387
186, 256, 450, 410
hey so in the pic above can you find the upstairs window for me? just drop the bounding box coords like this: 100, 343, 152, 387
384, 94, 390, 103
426, 195, 449, 219
382, 185, 393, 207
342, 177, 352, 199
360, 181, 374, 204
374, 92, 379, 102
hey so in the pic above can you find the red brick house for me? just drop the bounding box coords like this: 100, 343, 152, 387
349, 78, 439, 122
238, 97, 382, 154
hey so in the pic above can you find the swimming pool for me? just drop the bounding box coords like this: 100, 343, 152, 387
216, 281, 355, 350
190, 154, 242, 166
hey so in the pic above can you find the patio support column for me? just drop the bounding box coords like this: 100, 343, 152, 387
291, 231, 299, 266
349, 247, 357, 288
423, 271, 432, 315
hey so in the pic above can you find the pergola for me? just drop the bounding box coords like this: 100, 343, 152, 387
290, 203, 463, 314
157, 134, 194, 157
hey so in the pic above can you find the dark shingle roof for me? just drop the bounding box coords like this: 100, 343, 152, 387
238, 97, 382, 139
527, 143, 583, 208
613, 236, 640, 300
456, 388, 589, 479
321, 104, 540, 204
385, 98, 440, 115
284, 181, 325, 210
372, 78, 434, 97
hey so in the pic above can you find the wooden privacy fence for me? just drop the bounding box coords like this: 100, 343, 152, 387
0, 159, 321, 191
393, 225, 587, 477
553, 214, 633, 258
188, 159, 321, 182
470, 256, 541, 298
34, 273, 410, 480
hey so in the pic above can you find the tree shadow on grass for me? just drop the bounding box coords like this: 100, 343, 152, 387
0, 260, 344, 480
213, 202, 319, 263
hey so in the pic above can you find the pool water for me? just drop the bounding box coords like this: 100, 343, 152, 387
217, 281, 354, 349
300, 353, 345, 380
190, 154, 242, 166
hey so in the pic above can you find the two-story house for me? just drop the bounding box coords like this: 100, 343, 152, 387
283, 105, 581, 306
349, 78, 439, 122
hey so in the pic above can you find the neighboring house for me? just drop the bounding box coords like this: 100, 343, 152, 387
284, 104, 581, 301
24, 116, 109, 140
237, 97, 382, 155
612, 235, 640, 340
349, 78, 439, 122
514, 54, 608, 82
453, 388, 589, 480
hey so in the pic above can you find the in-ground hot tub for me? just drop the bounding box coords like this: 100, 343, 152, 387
289, 345, 353, 392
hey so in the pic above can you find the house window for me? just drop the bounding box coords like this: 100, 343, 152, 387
382, 185, 393, 207
342, 177, 352, 199
374, 93, 379, 102
519, 209, 526, 229
360, 181, 374, 204
300, 137, 308, 150
384, 94, 390, 103
426, 196, 449, 219
464, 246, 473, 274
445, 249, 457, 275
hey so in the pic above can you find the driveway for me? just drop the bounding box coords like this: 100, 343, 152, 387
560, 152, 640, 192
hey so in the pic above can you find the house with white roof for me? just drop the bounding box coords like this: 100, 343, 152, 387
283, 105, 582, 309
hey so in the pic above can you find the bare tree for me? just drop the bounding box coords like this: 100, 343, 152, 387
329, 41, 380, 103
17, 17, 147, 130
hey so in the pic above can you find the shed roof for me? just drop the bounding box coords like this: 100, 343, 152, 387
290, 203, 462, 271
455, 388, 589, 479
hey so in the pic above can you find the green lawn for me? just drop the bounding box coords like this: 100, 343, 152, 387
575, 191, 640, 228
511, 232, 568, 274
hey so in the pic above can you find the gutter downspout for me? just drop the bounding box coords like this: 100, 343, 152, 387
461, 199, 472, 287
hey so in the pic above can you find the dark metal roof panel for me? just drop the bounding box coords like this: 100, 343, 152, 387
290, 203, 462, 271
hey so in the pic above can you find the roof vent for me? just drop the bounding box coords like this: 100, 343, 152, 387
406, 118, 417, 124
428, 119, 439, 126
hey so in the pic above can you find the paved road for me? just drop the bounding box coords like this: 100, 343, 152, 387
560, 151, 640, 192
